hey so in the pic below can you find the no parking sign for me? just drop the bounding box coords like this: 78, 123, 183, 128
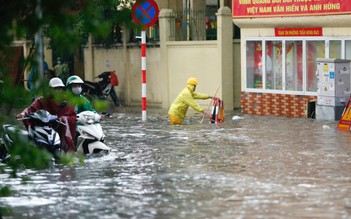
132, 0, 159, 28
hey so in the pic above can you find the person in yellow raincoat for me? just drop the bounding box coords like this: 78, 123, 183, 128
168, 77, 212, 125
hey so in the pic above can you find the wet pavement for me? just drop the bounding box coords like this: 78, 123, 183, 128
0, 107, 350, 218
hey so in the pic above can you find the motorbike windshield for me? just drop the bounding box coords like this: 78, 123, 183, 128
31, 110, 57, 123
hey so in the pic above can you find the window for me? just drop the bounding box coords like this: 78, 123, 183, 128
246, 41, 262, 89
266, 41, 282, 90
306, 41, 324, 92
329, 40, 341, 59
346, 40, 351, 59
245, 38, 351, 94
285, 41, 303, 91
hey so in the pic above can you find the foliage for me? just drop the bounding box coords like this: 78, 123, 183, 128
0, 1, 135, 217
0, 76, 32, 110
0, 0, 134, 186
0, 205, 13, 217
93, 99, 110, 111
6, 135, 53, 178
0, 186, 13, 197
0, 0, 134, 54
0, 180, 13, 216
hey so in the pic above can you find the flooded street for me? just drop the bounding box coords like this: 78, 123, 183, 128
0, 107, 351, 219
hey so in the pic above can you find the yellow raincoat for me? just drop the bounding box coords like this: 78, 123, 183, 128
168, 84, 210, 124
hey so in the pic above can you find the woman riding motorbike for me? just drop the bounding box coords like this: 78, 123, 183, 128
17, 78, 76, 153
66, 75, 97, 114
66, 75, 102, 150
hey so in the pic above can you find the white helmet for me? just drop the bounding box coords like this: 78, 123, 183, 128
49, 77, 65, 88
66, 75, 84, 87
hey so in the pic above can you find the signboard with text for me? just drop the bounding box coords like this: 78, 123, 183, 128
275, 27, 323, 36
232, 0, 351, 18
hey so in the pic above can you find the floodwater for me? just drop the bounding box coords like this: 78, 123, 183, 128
0, 107, 351, 219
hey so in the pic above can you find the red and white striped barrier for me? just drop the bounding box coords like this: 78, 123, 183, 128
210, 97, 224, 123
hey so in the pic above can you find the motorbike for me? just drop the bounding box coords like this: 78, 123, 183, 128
75, 111, 110, 155
0, 110, 62, 163
82, 71, 121, 107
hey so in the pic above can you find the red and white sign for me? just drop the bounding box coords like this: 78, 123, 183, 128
275, 27, 323, 37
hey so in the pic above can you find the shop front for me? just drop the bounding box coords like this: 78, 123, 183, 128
232, 0, 351, 118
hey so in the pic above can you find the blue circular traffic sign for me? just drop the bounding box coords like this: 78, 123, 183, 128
132, 0, 159, 28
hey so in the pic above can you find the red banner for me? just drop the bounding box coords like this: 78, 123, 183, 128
232, 0, 351, 18
275, 27, 323, 36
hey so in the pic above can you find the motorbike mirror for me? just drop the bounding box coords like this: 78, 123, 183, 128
49, 115, 58, 122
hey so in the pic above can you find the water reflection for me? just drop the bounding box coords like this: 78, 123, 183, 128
0, 108, 351, 218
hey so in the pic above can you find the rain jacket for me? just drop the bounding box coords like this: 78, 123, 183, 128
74, 95, 96, 114
168, 84, 210, 121
21, 97, 76, 153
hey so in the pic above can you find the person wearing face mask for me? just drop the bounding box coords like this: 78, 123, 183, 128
66, 75, 96, 114
168, 77, 212, 125
17, 77, 76, 153
66, 75, 102, 149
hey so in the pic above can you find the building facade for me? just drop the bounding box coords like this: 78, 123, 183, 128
233, 1, 351, 117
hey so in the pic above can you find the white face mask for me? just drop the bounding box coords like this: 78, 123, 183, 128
72, 86, 82, 95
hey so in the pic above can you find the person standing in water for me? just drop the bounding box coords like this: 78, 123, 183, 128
168, 77, 212, 125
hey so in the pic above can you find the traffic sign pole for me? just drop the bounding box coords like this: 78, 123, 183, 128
141, 30, 147, 121
131, 0, 159, 122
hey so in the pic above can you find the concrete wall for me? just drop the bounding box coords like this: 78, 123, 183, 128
29, 0, 240, 112
83, 45, 162, 107
81, 41, 242, 110
80, 6, 237, 112
166, 41, 219, 109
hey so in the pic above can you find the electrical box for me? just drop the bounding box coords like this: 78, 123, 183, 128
316, 58, 351, 120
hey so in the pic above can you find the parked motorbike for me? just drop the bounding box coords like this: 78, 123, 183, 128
82, 71, 121, 106
0, 110, 62, 163
76, 111, 110, 155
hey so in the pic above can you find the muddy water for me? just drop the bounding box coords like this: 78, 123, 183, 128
0, 107, 351, 219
